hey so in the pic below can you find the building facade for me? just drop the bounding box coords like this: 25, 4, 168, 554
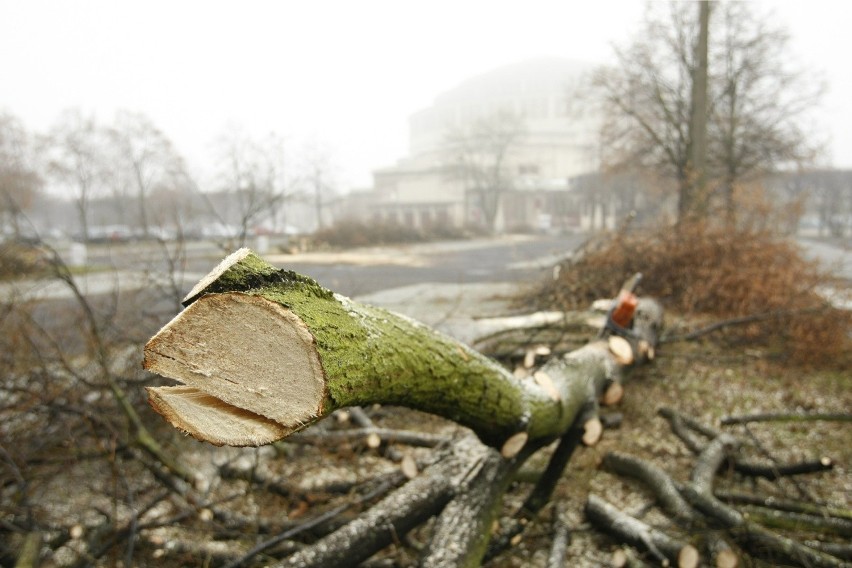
336, 57, 607, 233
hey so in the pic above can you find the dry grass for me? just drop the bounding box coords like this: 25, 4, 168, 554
530, 222, 851, 368
310, 220, 470, 249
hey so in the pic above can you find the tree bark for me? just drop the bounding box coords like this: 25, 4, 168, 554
601, 451, 696, 523
421, 446, 518, 567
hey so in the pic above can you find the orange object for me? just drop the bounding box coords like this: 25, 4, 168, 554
611, 290, 638, 328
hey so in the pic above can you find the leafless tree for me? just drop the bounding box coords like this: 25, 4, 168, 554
793, 169, 852, 237
209, 127, 291, 247
708, 1, 823, 225
592, 1, 823, 224
298, 140, 338, 231
444, 109, 526, 233
43, 109, 110, 242
0, 111, 42, 238
107, 110, 191, 239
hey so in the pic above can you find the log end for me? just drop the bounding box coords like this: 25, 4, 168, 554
533, 370, 561, 401
501, 431, 529, 458
582, 417, 603, 446
144, 293, 327, 446
608, 335, 634, 366
146, 386, 290, 446
715, 548, 739, 568
602, 381, 624, 406
678, 544, 700, 568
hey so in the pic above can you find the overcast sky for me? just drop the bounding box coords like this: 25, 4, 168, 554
2, 0, 849, 190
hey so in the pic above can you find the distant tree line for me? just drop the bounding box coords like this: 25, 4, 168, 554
590, 1, 836, 229
0, 109, 339, 245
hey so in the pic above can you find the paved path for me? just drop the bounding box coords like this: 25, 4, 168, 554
797, 238, 851, 280
0, 234, 581, 303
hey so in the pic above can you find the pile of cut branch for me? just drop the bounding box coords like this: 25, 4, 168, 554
588, 407, 849, 567
529, 221, 851, 368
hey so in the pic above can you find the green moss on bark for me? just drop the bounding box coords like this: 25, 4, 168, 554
182, 249, 624, 447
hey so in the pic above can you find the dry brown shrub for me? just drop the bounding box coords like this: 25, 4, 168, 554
532, 222, 851, 367
0, 242, 49, 280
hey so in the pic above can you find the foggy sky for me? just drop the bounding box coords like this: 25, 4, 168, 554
1, 0, 849, 190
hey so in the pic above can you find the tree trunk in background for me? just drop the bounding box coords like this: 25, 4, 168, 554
684, 0, 710, 220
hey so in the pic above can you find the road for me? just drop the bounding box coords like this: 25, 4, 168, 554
271, 234, 585, 297
8, 233, 848, 304
5, 234, 585, 303
797, 237, 852, 280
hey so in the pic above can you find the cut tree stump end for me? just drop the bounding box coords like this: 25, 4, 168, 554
144, 293, 326, 446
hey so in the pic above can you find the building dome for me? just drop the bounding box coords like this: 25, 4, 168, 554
409, 57, 596, 159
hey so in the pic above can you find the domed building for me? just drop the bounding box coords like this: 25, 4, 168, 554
340, 57, 609, 233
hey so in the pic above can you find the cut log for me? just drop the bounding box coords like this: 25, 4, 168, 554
278, 436, 488, 568
485, 420, 585, 561
546, 504, 570, 568
144, 249, 664, 450
585, 494, 697, 566
679, 485, 847, 568
601, 452, 696, 523
714, 491, 852, 521
690, 435, 738, 493
421, 446, 518, 567
289, 427, 448, 449
720, 411, 852, 425
737, 506, 852, 538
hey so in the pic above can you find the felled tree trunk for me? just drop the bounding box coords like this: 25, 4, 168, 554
144, 249, 662, 452
143, 248, 664, 566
